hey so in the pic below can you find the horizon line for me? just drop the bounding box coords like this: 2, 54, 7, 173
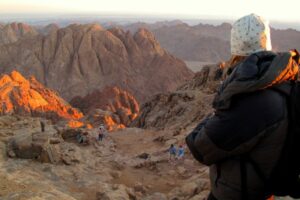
0, 12, 298, 23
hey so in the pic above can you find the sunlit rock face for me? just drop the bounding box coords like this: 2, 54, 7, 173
0, 71, 83, 122
71, 86, 139, 131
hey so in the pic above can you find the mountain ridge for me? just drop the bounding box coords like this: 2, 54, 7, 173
0, 23, 194, 102
124, 21, 300, 63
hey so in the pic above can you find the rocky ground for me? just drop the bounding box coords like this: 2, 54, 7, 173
0, 115, 210, 200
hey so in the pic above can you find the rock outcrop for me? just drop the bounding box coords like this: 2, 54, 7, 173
132, 64, 223, 131
0, 22, 38, 45
0, 71, 83, 122
71, 86, 139, 130
0, 24, 194, 102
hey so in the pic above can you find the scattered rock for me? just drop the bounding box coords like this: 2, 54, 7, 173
188, 191, 210, 200
110, 171, 122, 179
153, 136, 166, 143
143, 192, 167, 200
176, 166, 187, 175
96, 184, 135, 200
133, 182, 147, 194
168, 178, 210, 199
137, 152, 150, 159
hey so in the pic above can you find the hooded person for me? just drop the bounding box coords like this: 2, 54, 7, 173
186, 13, 300, 200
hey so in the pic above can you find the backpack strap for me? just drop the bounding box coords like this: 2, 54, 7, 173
246, 155, 268, 183
240, 156, 248, 200
240, 154, 269, 200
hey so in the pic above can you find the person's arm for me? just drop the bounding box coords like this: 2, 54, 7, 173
186, 90, 283, 166
185, 115, 212, 162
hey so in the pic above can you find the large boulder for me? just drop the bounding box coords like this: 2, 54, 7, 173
6, 130, 62, 163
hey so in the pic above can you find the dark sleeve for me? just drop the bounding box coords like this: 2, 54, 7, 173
185, 115, 211, 162
186, 90, 285, 165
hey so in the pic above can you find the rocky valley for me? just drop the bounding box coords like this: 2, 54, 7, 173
0, 21, 215, 200
0, 18, 298, 200
0, 59, 221, 199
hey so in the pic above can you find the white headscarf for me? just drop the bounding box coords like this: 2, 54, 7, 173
231, 13, 272, 56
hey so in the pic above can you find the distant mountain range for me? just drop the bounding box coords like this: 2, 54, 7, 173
123, 21, 300, 63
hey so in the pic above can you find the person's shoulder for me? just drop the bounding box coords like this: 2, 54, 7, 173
231, 88, 286, 123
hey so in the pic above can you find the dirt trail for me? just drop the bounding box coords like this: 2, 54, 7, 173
109, 128, 203, 194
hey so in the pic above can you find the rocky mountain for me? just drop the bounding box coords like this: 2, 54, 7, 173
0, 71, 83, 122
131, 64, 223, 131
125, 22, 300, 63
0, 23, 194, 103
0, 22, 38, 45
123, 20, 185, 33
37, 23, 60, 35
71, 86, 139, 130
271, 28, 300, 51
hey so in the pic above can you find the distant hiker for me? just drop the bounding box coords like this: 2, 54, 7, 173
77, 132, 89, 144
40, 120, 45, 132
98, 124, 107, 141
169, 144, 177, 161
176, 145, 185, 160
76, 132, 84, 143
186, 13, 300, 200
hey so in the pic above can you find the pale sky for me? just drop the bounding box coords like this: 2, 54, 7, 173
0, 0, 299, 22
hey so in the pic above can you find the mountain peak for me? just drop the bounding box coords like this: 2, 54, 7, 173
0, 24, 193, 103
66, 23, 104, 32
10, 70, 28, 84
135, 28, 155, 40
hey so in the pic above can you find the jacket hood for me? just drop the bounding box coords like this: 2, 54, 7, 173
213, 50, 299, 110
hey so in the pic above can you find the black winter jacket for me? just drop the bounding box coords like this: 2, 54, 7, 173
186, 51, 294, 200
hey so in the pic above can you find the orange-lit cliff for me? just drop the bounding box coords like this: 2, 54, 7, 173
0, 71, 83, 122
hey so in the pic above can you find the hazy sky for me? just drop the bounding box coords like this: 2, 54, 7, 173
0, 0, 299, 22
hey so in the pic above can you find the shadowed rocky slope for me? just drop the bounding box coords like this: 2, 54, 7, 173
132, 64, 223, 131
0, 23, 194, 102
